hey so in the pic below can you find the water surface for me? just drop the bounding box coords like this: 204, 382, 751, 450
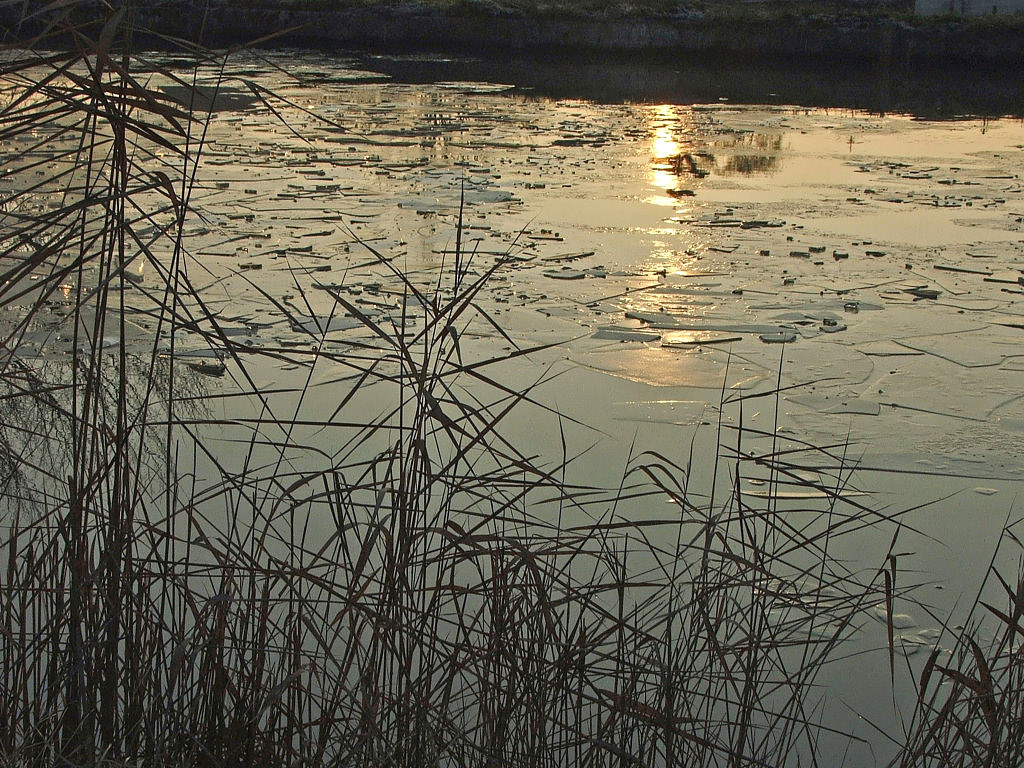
9, 47, 1024, 764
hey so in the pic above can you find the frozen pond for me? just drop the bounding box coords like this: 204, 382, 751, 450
4, 47, 1023, 764
151, 53, 1024, 477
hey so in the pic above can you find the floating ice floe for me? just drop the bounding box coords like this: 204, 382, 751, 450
871, 603, 917, 629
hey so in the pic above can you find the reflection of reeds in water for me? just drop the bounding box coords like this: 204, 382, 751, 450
720, 153, 779, 175
1, 4, 1021, 767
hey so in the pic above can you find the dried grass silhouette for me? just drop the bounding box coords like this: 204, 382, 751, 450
1, 4, 1020, 768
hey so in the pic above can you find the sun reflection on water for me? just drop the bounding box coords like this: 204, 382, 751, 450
647, 104, 694, 201
647, 104, 785, 200
644, 106, 708, 271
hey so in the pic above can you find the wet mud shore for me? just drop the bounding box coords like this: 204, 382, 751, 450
8, 1, 1024, 66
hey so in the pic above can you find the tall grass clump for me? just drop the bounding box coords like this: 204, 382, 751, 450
2, 2, 1000, 767
888, 520, 1024, 768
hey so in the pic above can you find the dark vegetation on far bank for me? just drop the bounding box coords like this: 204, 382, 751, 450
5, 0, 1024, 64
1, 2, 1023, 767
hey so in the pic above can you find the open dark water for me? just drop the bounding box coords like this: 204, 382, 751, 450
359, 49, 1024, 118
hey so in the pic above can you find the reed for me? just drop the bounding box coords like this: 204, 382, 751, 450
1, 3, 1016, 768
887, 519, 1024, 768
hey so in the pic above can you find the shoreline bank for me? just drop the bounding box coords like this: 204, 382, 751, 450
131, 2, 1024, 66
4, 2, 1024, 66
